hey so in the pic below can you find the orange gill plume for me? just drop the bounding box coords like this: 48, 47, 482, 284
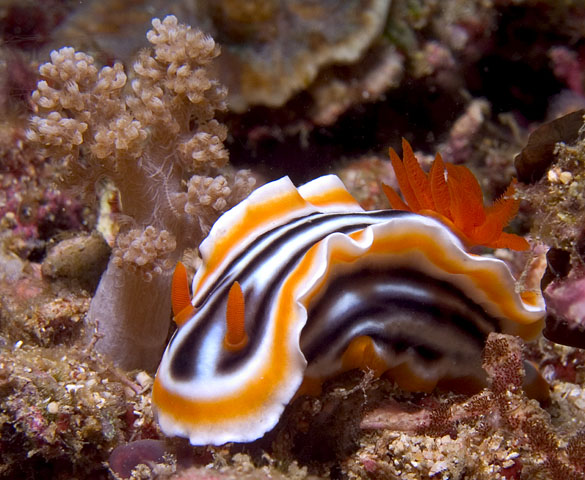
383, 138, 529, 251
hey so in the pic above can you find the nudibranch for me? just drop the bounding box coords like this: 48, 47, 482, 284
153, 142, 545, 446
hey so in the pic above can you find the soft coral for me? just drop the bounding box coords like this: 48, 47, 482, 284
383, 138, 529, 251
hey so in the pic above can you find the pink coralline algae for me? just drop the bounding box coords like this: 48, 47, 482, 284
549, 46, 585, 96
0, 119, 86, 261
543, 270, 585, 348
1, 186, 84, 242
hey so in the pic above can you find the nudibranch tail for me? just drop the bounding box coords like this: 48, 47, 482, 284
384, 139, 529, 251
154, 168, 544, 446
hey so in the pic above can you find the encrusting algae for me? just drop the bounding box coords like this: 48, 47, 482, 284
345, 334, 585, 480
0, 337, 157, 478
515, 111, 585, 350
52, 0, 393, 113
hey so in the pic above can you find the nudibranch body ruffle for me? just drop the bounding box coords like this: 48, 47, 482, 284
153, 166, 544, 446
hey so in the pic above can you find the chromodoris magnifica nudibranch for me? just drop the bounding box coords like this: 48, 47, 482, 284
153, 142, 545, 446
